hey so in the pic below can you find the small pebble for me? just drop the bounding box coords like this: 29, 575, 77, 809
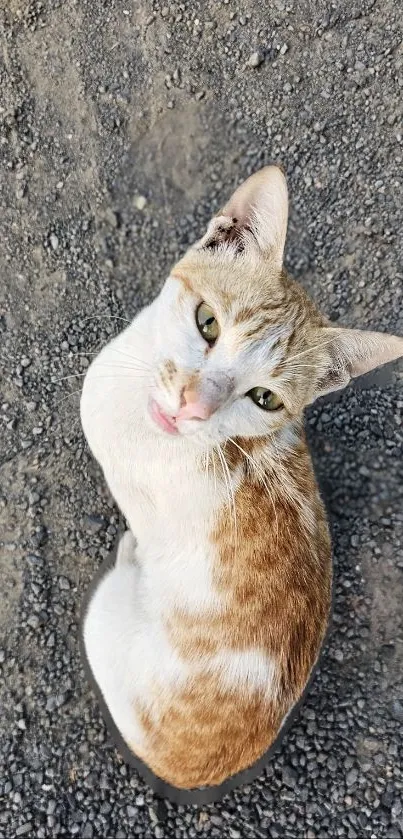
59, 576, 71, 591
134, 195, 147, 210
16, 825, 32, 837
248, 50, 264, 68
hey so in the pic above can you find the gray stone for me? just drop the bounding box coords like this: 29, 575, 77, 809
248, 51, 265, 68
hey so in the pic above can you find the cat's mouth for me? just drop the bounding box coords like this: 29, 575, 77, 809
149, 397, 212, 438
149, 399, 180, 435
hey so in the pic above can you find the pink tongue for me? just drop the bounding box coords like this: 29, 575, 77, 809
151, 400, 178, 435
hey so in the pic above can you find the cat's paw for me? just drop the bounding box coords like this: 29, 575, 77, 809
116, 530, 137, 567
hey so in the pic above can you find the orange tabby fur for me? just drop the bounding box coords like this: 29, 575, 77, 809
130, 434, 331, 788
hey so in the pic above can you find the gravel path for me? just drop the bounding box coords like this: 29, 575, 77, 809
1, 1, 403, 837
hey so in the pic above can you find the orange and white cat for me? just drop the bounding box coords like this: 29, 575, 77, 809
80, 167, 403, 789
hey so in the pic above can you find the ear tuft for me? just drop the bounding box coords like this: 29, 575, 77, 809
200, 215, 248, 253
197, 166, 288, 265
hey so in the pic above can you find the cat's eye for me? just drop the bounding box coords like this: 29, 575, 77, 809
247, 387, 283, 411
196, 302, 220, 345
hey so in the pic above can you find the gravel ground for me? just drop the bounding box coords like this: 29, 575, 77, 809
1, 0, 403, 836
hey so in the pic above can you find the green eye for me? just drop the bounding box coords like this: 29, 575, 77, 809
196, 302, 220, 345
247, 387, 283, 411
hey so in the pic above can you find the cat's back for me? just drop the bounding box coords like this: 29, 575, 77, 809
126, 438, 332, 788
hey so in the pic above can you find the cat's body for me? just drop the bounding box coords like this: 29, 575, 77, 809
81, 167, 403, 788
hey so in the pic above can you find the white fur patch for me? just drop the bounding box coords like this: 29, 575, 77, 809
208, 647, 278, 697
84, 561, 191, 747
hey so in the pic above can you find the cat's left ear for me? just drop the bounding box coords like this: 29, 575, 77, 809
197, 166, 288, 266
312, 327, 403, 400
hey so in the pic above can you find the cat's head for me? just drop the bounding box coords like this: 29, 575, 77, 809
148, 166, 403, 445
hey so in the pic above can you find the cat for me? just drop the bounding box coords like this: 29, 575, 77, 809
80, 166, 403, 789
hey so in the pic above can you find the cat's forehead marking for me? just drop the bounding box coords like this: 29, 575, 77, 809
236, 319, 295, 365
232, 292, 288, 325
239, 318, 286, 345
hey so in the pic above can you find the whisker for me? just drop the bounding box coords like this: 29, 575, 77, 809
227, 437, 279, 544
51, 364, 150, 384
87, 373, 150, 381
57, 351, 100, 357
216, 445, 231, 514
81, 314, 131, 324
280, 362, 319, 372
57, 347, 152, 371
280, 335, 341, 368
224, 451, 238, 547
204, 449, 210, 481
224, 452, 239, 552
57, 389, 83, 405
270, 438, 305, 502
212, 445, 217, 501
52, 372, 88, 382
107, 345, 152, 369
216, 444, 238, 550
268, 436, 315, 533
92, 362, 151, 372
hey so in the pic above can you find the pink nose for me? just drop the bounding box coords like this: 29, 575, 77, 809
176, 389, 213, 421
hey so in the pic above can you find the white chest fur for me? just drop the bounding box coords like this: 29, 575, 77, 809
80, 308, 226, 616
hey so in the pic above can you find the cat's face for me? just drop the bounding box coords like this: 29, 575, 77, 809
149, 258, 319, 445
146, 167, 403, 445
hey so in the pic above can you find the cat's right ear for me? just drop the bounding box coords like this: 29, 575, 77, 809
196, 166, 288, 267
